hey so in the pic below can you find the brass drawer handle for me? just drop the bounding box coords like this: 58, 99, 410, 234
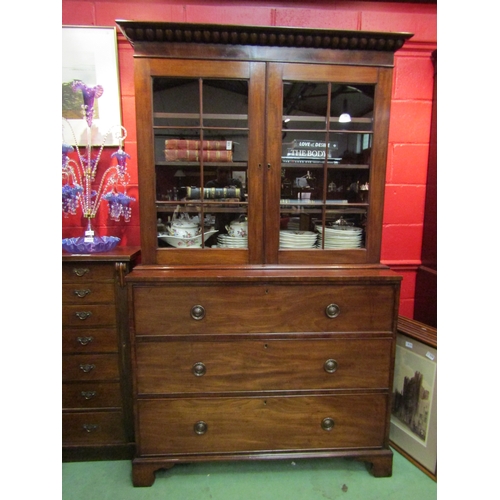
79, 364, 95, 373
324, 359, 338, 373
191, 305, 206, 321
73, 268, 90, 277
77, 336, 94, 346
192, 362, 206, 377
81, 391, 97, 400
82, 424, 99, 433
325, 303, 340, 318
75, 311, 92, 320
321, 417, 335, 431
194, 421, 208, 435
74, 289, 91, 298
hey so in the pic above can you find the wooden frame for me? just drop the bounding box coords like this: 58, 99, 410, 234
62, 26, 122, 146
391, 316, 437, 481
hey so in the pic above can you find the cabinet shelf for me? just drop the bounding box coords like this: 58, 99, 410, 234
281, 162, 369, 169
156, 161, 247, 168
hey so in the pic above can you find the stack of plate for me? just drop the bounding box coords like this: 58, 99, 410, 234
316, 225, 363, 249
279, 230, 318, 249
217, 234, 248, 248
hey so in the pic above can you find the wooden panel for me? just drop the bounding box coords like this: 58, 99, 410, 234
137, 394, 387, 455
62, 304, 117, 328
63, 411, 127, 445
62, 354, 120, 382
132, 283, 396, 335
135, 338, 392, 394
62, 382, 123, 409
62, 283, 115, 305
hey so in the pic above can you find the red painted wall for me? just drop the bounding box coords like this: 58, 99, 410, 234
62, 0, 437, 318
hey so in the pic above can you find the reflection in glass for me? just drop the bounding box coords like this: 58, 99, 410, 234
153, 77, 249, 249
279, 81, 374, 250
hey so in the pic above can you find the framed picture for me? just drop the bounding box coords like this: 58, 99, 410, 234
62, 26, 122, 146
390, 316, 437, 480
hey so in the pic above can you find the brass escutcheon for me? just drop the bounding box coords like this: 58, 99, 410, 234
73, 268, 90, 277
81, 391, 97, 400
77, 336, 94, 346
75, 311, 92, 320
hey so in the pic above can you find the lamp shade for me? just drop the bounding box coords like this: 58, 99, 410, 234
339, 99, 351, 123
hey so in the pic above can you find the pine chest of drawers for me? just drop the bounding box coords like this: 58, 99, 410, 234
62, 248, 140, 461
127, 267, 401, 486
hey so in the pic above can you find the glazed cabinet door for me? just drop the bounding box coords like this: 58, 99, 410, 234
135, 58, 266, 265
264, 63, 393, 265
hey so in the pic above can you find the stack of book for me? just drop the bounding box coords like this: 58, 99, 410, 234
165, 139, 233, 162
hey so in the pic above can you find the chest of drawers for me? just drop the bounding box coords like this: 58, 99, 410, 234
127, 267, 401, 486
62, 248, 140, 461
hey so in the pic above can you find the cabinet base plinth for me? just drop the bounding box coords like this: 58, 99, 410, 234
358, 450, 393, 477
132, 460, 175, 487
131, 449, 393, 486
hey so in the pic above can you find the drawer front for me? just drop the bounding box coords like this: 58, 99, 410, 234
62, 263, 116, 283
135, 338, 392, 394
63, 411, 126, 445
133, 284, 396, 336
62, 354, 120, 381
63, 382, 123, 409
62, 304, 116, 328
137, 394, 387, 455
62, 328, 118, 354
62, 283, 115, 305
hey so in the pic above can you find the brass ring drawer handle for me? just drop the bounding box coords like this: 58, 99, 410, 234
324, 359, 338, 373
74, 289, 91, 298
79, 364, 95, 373
321, 417, 335, 431
75, 311, 92, 320
194, 421, 208, 435
81, 391, 97, 400
191, 305, 206, 321
83, 424, 99, 433
325, 303, 340, 318
192, 362, 206, 377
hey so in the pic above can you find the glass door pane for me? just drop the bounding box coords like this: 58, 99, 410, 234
153, 77, 249, 250
279, 81, 374, 252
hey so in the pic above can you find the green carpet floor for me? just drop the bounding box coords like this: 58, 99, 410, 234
62, 449, 436, 499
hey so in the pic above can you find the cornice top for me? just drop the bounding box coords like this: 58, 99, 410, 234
116, 20, 413, 53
